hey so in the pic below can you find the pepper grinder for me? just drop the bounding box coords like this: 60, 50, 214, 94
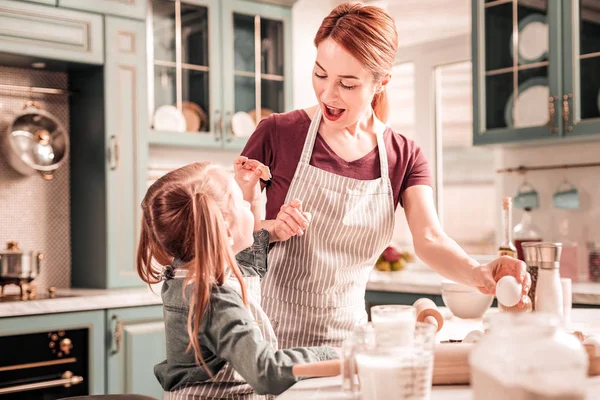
535, 243, 563, 318
522, 242, 539, 310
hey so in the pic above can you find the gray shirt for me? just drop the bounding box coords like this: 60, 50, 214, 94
154, 230, 338, 396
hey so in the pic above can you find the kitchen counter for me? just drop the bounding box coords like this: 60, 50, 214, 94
0, 285, 163, 318
367, 267, 600, 305
278, 307, 600, 399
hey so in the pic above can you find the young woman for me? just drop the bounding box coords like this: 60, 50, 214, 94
242, 2, 531, 348
137, 158, 339, 399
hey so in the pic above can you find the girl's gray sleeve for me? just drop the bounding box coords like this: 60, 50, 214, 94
200, 285, 338, 395
235, 229, 270, 278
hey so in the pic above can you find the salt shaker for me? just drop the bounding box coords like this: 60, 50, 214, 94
535, 243, 564, 318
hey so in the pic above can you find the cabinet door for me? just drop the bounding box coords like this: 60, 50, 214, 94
106, 306, 165, 398
148, 0, 223, 148
0, 310, 106, 395
562, 0, 600, 137
59, 0, 147, 20
105, 17, 149, 288
221, 0, 292, 150
472, 0, 562, 145
0, 0, 103, 64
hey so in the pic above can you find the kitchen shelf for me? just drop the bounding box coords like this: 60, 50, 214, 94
147, 130, 222, 149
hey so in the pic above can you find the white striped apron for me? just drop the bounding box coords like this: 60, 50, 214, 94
262, 107, 396, 348
165, 274, 277, 400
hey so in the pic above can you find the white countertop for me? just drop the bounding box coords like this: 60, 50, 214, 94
367, 266, 600, 305
0, 285, 163, 318
278, 308, 600, 399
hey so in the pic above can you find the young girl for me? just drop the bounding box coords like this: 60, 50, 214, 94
137, 157, 339, 399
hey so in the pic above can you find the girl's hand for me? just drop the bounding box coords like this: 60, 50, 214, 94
474, 256, 532, 307
233, 156, 263, 204
272, 199, 311, 241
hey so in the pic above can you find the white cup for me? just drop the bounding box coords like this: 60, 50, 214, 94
561, 278, 572, 325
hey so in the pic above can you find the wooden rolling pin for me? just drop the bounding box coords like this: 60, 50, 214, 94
292, 359, 341, 377
413, 298, 444, 332
432, 342, 473, 385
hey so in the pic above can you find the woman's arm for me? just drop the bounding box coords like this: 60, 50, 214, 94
202, 286, 339, 395
403, 185, 530, 295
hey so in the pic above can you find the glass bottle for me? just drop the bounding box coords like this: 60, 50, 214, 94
498, 197, 517, 258
471, 313, 588, 400
513, 207, 542, 261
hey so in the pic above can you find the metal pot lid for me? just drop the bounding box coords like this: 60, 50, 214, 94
8, 110, 68, 170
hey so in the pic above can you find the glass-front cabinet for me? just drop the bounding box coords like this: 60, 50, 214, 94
472, 0, 600, 145
147, 0, 292, 150
563, 0, 600, 136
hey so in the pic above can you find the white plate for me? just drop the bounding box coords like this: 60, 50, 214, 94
231, 111, 256, 138
504, 77, 550, 128
511, 14, 549, 65
153, 105, 186, 132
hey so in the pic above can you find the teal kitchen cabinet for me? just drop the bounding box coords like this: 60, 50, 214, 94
561, 0, 600, 137
0, 311, 106, 395
472, 0, 600, 145
0, 0, 103, 64
59, 0, 148, 20
106, 306, 166, 398
71, 17, 148, 289
147, 0, 293, 151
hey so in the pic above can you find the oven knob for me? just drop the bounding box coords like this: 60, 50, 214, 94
60, 338, 73, 355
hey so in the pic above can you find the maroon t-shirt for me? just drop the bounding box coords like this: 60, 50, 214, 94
241, 110, 432, 220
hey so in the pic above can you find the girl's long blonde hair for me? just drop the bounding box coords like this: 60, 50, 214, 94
137, 162, 248, 371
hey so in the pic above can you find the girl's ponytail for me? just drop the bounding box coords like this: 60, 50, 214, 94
186, 191, 248, 371
137, 216, 160, 284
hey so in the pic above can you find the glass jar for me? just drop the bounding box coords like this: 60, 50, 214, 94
588, 241, 600, 283
470, 313, 588, 400
341, 323, 375, 395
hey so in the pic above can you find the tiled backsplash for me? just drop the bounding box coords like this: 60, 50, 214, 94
497, 140, 600, 281
0, 66, 71, 294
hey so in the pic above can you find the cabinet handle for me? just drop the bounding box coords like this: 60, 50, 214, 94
224, 111, 233, 143
111, 315, 122, 355
0, 371, 83, 395
563, 93, 573, 132
108, 135, 119, 170
547, 95, 558, 133
213, 109, 221, 142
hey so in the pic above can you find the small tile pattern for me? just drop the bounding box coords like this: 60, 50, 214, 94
0, 66, 71, 295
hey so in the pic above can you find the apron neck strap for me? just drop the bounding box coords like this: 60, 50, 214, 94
299, 107, 390, 180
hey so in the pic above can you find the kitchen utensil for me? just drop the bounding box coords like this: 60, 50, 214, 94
510, 14, 549, 65
413, 298, 444, 332
355, 322, 436, 400
441, 280, 494, 319
535, 242, 564, 318
522, 242, 539, 309
513, 179, 539, 209
231, 111, 256, 138
181, 101, 208, 132
2, 101, 69, 180
0, 241, 43, 286
370, 304, 416, 346
432, 342, 473, 385
553, 178, 580, 209
153, 105, 186, 132
504, 77, 549, 128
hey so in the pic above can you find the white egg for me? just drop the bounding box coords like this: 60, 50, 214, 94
496, 276, 522, 308
463, 330, 484, 344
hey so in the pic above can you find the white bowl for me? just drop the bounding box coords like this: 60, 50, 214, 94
441, 280, 494, 319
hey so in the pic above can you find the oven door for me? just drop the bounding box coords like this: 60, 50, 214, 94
0, 328, 88, 399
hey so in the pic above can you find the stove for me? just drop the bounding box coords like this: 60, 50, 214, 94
0, 283, 69, 302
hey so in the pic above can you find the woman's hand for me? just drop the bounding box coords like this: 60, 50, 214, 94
473, 256, 532, 306
271, 199, 311, 242
233, 156, 263, 204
